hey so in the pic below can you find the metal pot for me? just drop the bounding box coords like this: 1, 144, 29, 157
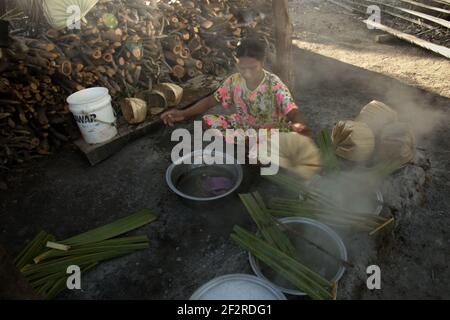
165, 150, 243, 207
301, 174, 384, 215
249, 217, 348, 296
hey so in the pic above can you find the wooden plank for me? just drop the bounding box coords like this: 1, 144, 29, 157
362, 0, 450, 28
399, 0, 450, 14
379, 8, 435, 29
364, 19, 450, 58
340, 0, 435, 29
429, 0, 450, 5
74, 87, 213, 165
398, 7, 450, 28
74, 118, 163, 166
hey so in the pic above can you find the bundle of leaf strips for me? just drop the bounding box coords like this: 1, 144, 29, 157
235, 192, 334, 300
14, 209, 156, 299
239, 193, 297, 257
231, 225, 334, 300
264, 174, 394, 234
317, 129, 340, 174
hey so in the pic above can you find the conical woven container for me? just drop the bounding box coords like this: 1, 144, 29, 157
331, 120, 375, 162
356, 100, 398, 135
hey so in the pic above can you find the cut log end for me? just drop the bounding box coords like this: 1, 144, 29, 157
172, 65, 186, 79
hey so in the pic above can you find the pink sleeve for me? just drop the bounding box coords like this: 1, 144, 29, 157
273, 81, 299, 115
213, 76, 234, 109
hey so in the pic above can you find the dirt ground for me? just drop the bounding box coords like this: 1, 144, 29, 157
289, 0, 450, 98
1, 1, 449, 300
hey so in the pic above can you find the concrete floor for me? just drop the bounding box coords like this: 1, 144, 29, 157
1, 48, 449, 299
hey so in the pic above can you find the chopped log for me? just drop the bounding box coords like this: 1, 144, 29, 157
133, 66, 142, 84
185, 57, 203, 69
187, 67, 199, 78
102, 28, 123, 42
21, 38, 55, 51
131, 47, 143, 59
179, 47, 190, 59
36, 106, 49, 126
125, 69, 134, 84
188, 35, 203, 52
103, 52, 113, 63
59, 60, 72, 77
25, 56, 51, 69
105, 66, 116, 78
172, 65, 186, 79
181, 30, 190, 41
29, 49, 58, 60
0, 0, 272, 168
201, 20, 214, 29
87, 47, 102, 60
163, 35, 182, 49
164, 51, 185, 66
173, 44, 183, 55
96, 65, 107, 74
85, 26, 99, 37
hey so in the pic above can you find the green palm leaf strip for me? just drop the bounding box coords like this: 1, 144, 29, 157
34, 209, 155, 263
231, 225, 334, 300
317, 129, 340, 174
239, 192, 297, 257
15, 209, 156, 299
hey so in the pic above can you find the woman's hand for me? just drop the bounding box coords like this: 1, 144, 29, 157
291, 122, 306, 133
286, 109, 311, 136
160, 95, 218, 127
160, 109, 186, 127
291, 122, 312, 137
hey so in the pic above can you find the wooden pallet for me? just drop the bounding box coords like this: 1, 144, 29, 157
74, 87, 213, 165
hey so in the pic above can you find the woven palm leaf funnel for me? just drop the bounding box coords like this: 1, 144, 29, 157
331, 120, 375, 162
153, 83, 183, 107
355, 100, 398, 136
375, 122, 416, 166
260, 132, 321, 180
136, 89, 168, 116
42, 0, 99, 29
120, 98, 147, 124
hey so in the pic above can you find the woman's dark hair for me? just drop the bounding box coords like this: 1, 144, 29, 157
235, 38, 266, 61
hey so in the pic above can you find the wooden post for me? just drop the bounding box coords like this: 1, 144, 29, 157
272, 0, 294, 91
0, 0, 6, 15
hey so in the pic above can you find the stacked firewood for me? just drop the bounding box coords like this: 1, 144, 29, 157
0, 0, 272, 170
0, 37, 77, 166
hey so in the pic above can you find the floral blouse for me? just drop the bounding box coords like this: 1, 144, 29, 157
204, 70, 298, 130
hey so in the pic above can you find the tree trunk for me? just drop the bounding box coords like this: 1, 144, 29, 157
272, 0, 294, 92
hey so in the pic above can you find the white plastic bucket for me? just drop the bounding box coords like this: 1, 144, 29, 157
67, 87, 118, 144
